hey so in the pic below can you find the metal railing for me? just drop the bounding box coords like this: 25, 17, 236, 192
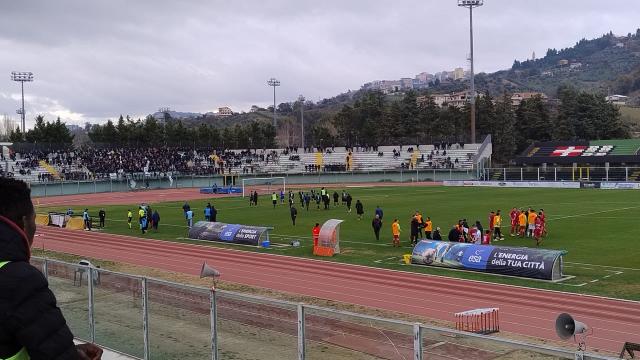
32, 257, 617, 360
481, 166, 640, 182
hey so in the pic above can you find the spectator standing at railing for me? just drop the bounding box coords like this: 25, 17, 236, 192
0, 178, 103, 360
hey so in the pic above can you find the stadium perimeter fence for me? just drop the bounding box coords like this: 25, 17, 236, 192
31, 257, 618, 360
26, 166, 640, 197
26, 169, 476, 197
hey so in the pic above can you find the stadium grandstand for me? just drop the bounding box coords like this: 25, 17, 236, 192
514, 139, 640, 166
1, 141, 489, 183
479, 139, 640, 182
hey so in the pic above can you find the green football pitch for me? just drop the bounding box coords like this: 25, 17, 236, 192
38, 186, 640, 300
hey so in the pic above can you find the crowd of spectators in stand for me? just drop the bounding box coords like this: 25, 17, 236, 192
324, 163, 347, 172
433, 141, 465, 150
2, 141, 476, 181
304, 163, 348, 172
305, 164, 322, 172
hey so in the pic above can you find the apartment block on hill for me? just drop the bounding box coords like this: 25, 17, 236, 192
510, 92, 548, 107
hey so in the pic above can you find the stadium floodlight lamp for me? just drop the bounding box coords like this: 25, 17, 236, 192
10, 71, 34, 82
458, 0, 483, 7
267, 78, 280, 87
267, 78, 281, 128
11, 71, 34, 133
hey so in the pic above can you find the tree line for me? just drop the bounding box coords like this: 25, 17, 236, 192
320, 87, 628, 161
7, 86, 628, 162
86, 115, 276, 149
9, 114, 277, 150
8, 115, 74, 144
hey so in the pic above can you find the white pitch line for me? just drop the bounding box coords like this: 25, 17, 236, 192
374, 256, 399, 264
564, 261, 639, 271
548, 205, 640, 221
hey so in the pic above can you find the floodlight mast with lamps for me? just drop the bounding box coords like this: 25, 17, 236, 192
267, 78, 280, 128
10, 71, 34, 133
457, 0, 483, 144
298, 95, 305, 150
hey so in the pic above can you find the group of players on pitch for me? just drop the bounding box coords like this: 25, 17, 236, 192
493, 207, 547, 246
249, 187, 549, 247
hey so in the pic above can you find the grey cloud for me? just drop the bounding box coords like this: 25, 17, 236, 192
0, 0, 639, 128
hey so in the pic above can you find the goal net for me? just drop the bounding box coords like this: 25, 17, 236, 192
242, 177, 286, 198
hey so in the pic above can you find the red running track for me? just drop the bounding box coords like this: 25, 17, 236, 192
33, 182, 441, 207
33, 188, 235, 207
34, 227, 639, 354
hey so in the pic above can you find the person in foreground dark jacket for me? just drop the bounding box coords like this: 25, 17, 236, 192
0, 178, 102, 360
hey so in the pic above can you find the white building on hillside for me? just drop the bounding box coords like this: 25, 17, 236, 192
605, 95, 628, 105
218, 107, 233, 116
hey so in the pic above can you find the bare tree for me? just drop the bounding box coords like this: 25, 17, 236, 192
0, 115, 18, 139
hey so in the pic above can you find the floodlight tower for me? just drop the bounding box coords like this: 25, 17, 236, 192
10, 71, 34, 133
267, 78, 280, 128
298, 95, 305, 150
458, 0, 483, 143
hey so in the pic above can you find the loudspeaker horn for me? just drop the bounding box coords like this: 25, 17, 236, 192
555, 313, 588, 340
200, 262, 220, 279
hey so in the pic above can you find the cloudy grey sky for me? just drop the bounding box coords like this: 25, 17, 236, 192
0, 0, 638, 128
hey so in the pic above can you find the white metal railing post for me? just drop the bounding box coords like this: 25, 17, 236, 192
88, 267, 95, 343
537, 168, 540, 181
520, 168, 523, 181
554, 167, 557, 181
43, 258, 48, 282
626, 167, 628, 181
142, 278, 150, 359
503, 168, 506, 181
413, 323, 423, 360
297, 303, 306, 360
210, 288, 219, 360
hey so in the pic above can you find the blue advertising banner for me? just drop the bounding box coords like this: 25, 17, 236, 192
188, 221, 268, 246
411, 240, 566, 280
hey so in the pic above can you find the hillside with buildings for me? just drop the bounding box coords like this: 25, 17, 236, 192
127, 29, 640, 146
358, 30, 640, 104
